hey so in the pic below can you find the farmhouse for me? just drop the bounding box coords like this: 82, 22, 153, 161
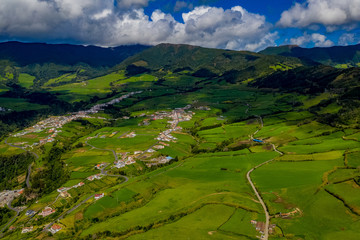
94, 193, 104, 200
38, 207, 55, 217
57, 187, 69, 193
73, 182, 85, 188
60, 191, 71, 198
153, 145, 165, 149
25, 210, 36, 216
95, 162, 106, 169
49, 224, 62, 234
114, 161, 126, 168
21, 226, 33, 234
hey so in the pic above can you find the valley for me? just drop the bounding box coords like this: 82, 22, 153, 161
0, 43, 359, 240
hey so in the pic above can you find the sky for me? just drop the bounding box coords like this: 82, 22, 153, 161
0, 0, 359, 51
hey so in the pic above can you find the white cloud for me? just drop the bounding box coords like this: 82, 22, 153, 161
289, 33, 334, 47
278, 0, 360, 30
338, 33, 356, 46
0, 1, 277, 51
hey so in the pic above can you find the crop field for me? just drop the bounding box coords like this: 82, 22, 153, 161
219, 208, 260, 237
49, 72, 124, 102
2, 68, 360, 240
326, 180, 360, 213
128, 204, 237, 240
44, 73, 77, 86
347, 151, 360, 167
49, 72, 158, 102
84, 188, 137, 218
18, 73, 35, 88
64, 147, 114, 171
79, 150, 279, 238
87, 130, 158, 151
0, 143, 24, 155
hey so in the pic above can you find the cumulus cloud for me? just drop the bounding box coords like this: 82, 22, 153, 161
338, 33, 356, 45
278, 0, 360, 30
289, 33, 334, 47
0, 0, 277, 51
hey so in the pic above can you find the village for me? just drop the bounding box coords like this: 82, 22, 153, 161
3, 104, 202, 236
10, 91, 142, 148
0, 189, 24, 207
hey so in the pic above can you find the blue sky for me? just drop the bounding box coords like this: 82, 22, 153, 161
0, 0, 359, 51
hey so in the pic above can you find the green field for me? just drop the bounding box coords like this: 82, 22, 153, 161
0, 97, 49, 111
18, 73, 35, 88
2, 57, 360, 240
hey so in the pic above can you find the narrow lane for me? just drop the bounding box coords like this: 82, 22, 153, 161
5, 138, 39, 189
245, 115, 282, 240
85, 140, 118, 161
247, 159, 273, 240
0, 200, 20, 234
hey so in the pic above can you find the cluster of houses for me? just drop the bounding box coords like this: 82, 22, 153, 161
80, 91, 142, 115
38, 207, 56, 217
22, 216, 63, 234
0, 106, 10, 112
156, 129, 178, 142
121, 132, 136, 138
250, 220, 276, 237
0, 189, 24, 207
153, 107, 194, 143
95, 163, 107, 170
21, 224, 62, 234
114, 152, 137, 169
56, 182, 85, 198
87, 173, 103, 181
11, 91, 143, 148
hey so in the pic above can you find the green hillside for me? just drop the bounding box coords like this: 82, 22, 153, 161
0, 42, 360, 240
260, 44, 360, 68
119, 43, 305, 80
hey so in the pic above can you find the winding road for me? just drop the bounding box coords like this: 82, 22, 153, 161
5, 138, 39, 189
43, 145, 129, 232
0, 138, 39, 234
0, 200, 20, 234
245, 115, 283, 240
85, 139, 118, 161
247, 160, 273, 240
43, 194, 95, 231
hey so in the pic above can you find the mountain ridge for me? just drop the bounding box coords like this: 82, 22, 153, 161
0, 41, 151, 67
260, 44, 360, 67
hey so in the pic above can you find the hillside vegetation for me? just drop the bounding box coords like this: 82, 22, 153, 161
0, 42, 359, 240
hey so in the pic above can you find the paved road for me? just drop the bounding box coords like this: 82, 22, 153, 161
5, 138, 39, 189
245, 115, 282, 240
247, 159, 273, 240
85, 139, 129, 180
117, 131, 130, 139
26, 163, 32, 188
271, 143, 283, 156
44, 194, 95, 231
85, 140, 118, 161
0, 200, 20, 234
